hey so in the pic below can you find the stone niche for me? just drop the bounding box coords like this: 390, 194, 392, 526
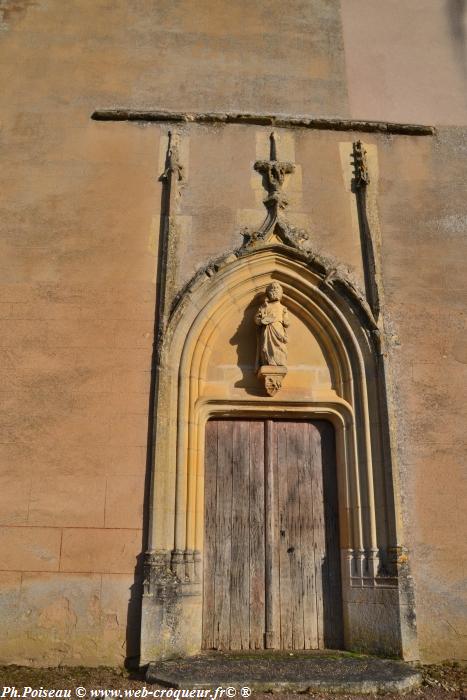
204, 282, 335, 403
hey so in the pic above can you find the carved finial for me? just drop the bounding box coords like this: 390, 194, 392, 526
352, 140, 369, 188
270, 131, 278, 161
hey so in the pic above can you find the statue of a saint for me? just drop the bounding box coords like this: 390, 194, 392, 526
255, 281, 290, 368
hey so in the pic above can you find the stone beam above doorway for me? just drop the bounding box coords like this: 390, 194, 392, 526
91, 109, 435, 136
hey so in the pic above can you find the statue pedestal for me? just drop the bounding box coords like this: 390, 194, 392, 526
257, 365, 287, 396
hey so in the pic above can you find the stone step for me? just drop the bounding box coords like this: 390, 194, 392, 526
146, 650, 422, 694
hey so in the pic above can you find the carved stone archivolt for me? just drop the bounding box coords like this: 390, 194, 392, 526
255, 281, 289, 395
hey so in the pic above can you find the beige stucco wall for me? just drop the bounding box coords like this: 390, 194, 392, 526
0, 0, 465, 665
341, 0, 467, 126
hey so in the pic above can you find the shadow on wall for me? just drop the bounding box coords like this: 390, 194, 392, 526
230, 292, 264, 397
446, 0, 467, 84
125, 286, 159, 668
125, 554, 144, 669
319, 421, 344, 650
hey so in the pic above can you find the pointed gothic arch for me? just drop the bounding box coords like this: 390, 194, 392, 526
140, 232, 416, 662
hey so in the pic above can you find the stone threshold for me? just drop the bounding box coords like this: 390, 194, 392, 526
91, 109, 435, 136
146, 650, 422, 694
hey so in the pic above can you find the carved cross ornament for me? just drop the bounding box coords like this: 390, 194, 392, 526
244, 131, 297, 243
255, 281, 289, 396
254, 132, 295, 215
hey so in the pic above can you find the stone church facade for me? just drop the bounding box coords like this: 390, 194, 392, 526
0, 0, 466, 666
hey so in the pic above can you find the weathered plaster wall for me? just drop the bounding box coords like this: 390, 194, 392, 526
0, 0, 351, 666
0, 0, 466, 666
0, 1, 163, 666
341, 0, 467, 126
0, 115, 161, 664
340, 1, 467, 659
376, 129, 467, 662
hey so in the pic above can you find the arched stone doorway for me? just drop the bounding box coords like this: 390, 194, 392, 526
140, 233, 417, 662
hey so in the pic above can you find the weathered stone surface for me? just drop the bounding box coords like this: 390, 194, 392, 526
60, 529, 142, 574
0, 0, 466, 667
28, 476, 107, 528
0, 572, 140, 666
0, 527, 62, 572
341, 0, 467, 125
92, 110, 435, 135
146, 651, 422, 694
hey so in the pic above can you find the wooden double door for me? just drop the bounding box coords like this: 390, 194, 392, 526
203, 418, 342, 651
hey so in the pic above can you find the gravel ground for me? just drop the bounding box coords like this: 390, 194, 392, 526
0, 661, 465, 699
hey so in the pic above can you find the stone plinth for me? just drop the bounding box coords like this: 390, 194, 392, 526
257, 365, 287, 396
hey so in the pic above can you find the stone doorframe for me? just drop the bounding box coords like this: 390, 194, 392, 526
140, 239, 419, 663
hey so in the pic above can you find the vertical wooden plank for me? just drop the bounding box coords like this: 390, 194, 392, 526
230, 420, 250, 649
213, 420, 233, 649
202, 420, 218, 649
271, 420, 281, 650
319, 420, 343, 649
270, 418, 281, 649
298, 421, 319, 649
204, 418, 342, 654
249, 420, 266, 649
287, 422, 305, 650
310, 422, 326, 648
275, 420, 293, 649
264, 419, 276, 648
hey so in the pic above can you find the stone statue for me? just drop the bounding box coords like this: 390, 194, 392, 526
255, 281, 290, 366
255, 282, 290, 395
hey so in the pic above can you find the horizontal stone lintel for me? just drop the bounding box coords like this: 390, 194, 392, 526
91, 109, 435, 136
